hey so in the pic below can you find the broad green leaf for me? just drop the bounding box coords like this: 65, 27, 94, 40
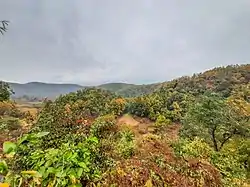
78, 162, 87, 168
76, 168, 83, 178
0, 160, 8, 174
3, 142, 16, 154
35, 132, 50, 138
17, 134, 33, 145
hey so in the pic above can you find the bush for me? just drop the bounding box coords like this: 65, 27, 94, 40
90, 114, 117, 138
125, 97, 150, 117
0, 117, 21, 131
32, 88, 121, 149
116, 130, 136, 159
3, 132, 106, 187
172, 138, 250, 186
108, 98, 126, 116
155, 115, 171, 127
0, 101, 14, 116
172, 138, 213, 160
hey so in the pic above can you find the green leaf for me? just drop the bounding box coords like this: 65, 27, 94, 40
0, 160, 8, 174
3, 141, 16, 154
87, 137, 99, 144
76, 168, 83, 178
21, 170, 42, 178
17, 132, 49, 145
35, 132, 50, 138
78, 162, 90, 172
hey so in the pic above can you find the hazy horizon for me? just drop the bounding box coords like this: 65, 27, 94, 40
1, 1, 250, 85
3, 63, 248, 86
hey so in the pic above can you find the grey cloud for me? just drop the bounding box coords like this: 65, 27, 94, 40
0, 0, 249, 85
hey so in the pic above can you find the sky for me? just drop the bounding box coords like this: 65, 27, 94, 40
0, 0, 250, 86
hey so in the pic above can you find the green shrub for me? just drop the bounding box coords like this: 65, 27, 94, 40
116, 130, 136, 159
155, 115, 171, 127
90, 114, 117, 138
4, 133, 105, 187
172, 138, 250, 186
125, 97, 150, 117
0, 117, 21, 131
172, 138, 213, 160
32, 88, 120, 149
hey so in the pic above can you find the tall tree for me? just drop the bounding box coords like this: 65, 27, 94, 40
181, 92, 250, 151
0, 81, 14, 101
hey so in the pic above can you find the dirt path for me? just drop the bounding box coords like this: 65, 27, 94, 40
117, 114, 154, 136
117, 114, 181, 140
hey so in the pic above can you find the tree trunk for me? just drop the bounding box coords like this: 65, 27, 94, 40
211, 126, 219, 151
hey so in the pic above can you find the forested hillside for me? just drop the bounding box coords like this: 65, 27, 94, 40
0, 64, 249, 187
117, 64, 250, 97
9, 64, 249, 99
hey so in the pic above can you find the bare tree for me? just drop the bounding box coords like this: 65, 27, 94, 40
0, 20, 9, 35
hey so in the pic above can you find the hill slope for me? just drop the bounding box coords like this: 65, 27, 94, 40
97, 83, 136, 93
7, 64, 250, 99
8, 82, 136, 100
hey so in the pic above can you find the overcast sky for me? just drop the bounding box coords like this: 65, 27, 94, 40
0, 0, 249, 85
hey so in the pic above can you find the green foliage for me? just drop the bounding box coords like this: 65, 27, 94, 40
19, 138, 100, 186
172, 138, 249, 186
90, 114, 117, 138
3, 141, 17, 154
114, 64, 250, 98
181, 92, 250, 151
0, 117, 21, 132
1, 65, 249, 186
172, 138, 214, 160
32, 88, 120, 148
116, 130, 136, 159
125, 97, 150, 117
0, 160, 8, 175
0, 81, 13, 102
3, 132, 105, 186
126, 88, 194, 123
155, 115, 171, 127
108, 98, 126, 116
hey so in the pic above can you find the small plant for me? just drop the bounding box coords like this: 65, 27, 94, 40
116, 130, 136, 159
172, 137, 213, 160
155, 115, 171, 127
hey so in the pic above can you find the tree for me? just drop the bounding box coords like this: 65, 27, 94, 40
0, 20, 9, 35
0, 81, 14, 101
180, 92, 250, 151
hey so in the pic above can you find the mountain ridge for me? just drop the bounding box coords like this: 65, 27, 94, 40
8, 82, 136, 99
6, 64, 250, 100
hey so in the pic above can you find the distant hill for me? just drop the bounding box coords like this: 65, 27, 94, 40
8, 82, 136, 100
97, 83, 136, 93
9, 82, 84, 99
7, 64, 250, 100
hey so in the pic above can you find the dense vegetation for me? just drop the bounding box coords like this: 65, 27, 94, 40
0, 64, 250, 186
